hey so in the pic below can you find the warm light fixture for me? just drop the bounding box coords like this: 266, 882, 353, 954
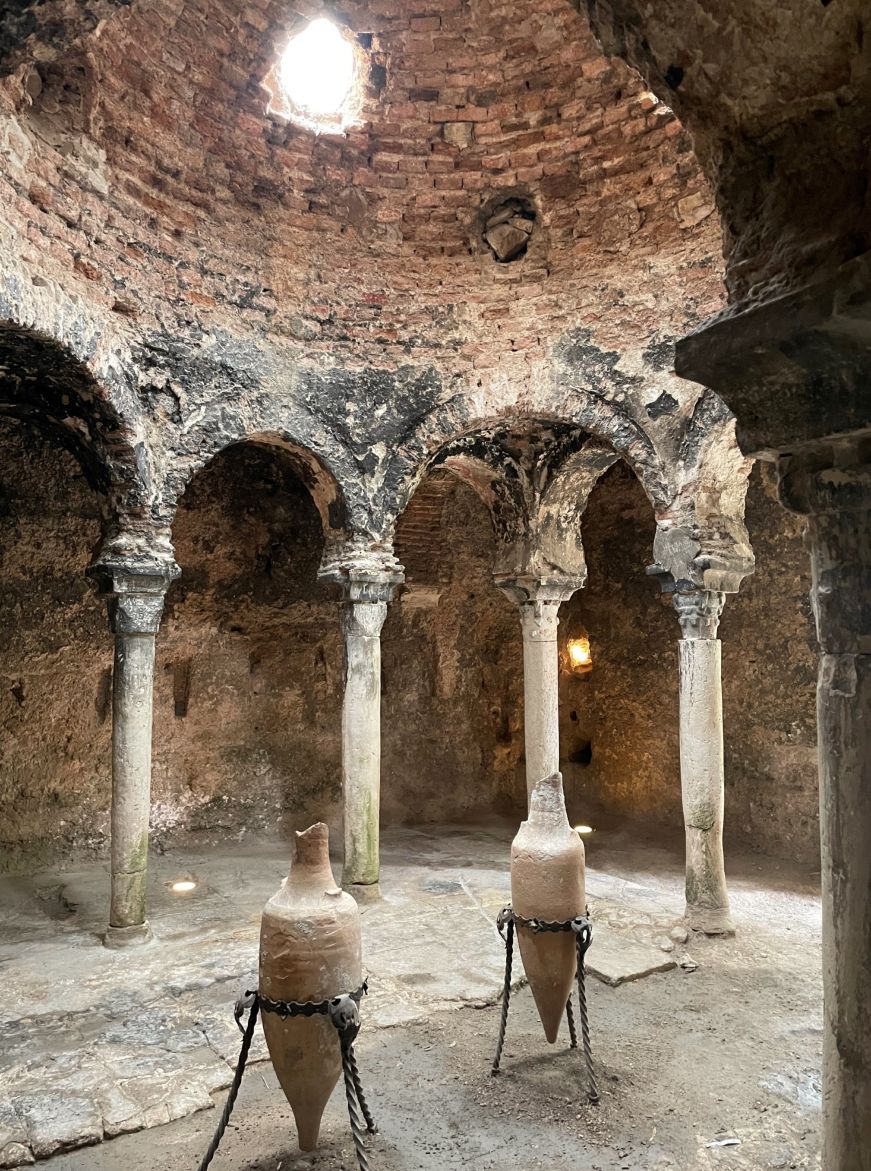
566, 635, 593, 675
574, 824, 594, 836
279, 18, 356, 118
170, 879, 197, 893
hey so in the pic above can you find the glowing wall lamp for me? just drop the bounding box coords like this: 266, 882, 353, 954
565, 632, 593, 676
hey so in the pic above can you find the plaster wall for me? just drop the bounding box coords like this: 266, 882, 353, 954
0, 417, 111, 868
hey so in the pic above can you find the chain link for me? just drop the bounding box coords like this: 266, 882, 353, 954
238, 980, 368, 1031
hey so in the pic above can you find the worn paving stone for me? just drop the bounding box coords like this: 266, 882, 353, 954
585, 925, 678, 986
15, 1095, 102, 1159
0, 1103, 31, 1168
0, 827, 711, 1164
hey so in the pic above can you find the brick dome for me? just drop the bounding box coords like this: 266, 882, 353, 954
1, 0, 722, 376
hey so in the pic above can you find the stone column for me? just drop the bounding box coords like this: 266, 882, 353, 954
497, 577, 578, 796
672, 589, 733, 935
781, 449, 871, 1170
339, 578, 396, 888
91, 558, 178, 947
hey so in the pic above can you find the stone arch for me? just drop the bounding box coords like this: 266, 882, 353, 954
381, 394, 672, 546
652, 391, 755, 592
434, 446, 529, 544
535, 438, 621, 582
165, 429, 352, 560
0, 310, 151, 540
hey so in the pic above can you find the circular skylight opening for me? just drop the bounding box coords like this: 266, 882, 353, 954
272, 18, 362, 132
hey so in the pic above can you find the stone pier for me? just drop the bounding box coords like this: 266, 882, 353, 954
781, 447, 871, 1170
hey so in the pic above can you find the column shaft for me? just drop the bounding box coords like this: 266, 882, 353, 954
110, 630, 157, 929
341, 583, 391, 887
674, 591, 733, 935
90, 556, 177, 948
519, 601, 561, 794
818, 652, 871, 1168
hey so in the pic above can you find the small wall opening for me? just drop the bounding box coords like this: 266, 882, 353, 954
264, 17, 367, 134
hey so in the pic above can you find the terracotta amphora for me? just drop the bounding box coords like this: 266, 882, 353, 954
511, 772, 586, 1043
259, 823, 362, 1150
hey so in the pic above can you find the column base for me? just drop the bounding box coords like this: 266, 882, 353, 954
103, 921, 154, 949
345, 882, 382, 904
686, 905, 735, 937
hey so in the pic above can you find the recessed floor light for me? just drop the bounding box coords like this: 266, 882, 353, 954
574, 824, 594, 836
170, 879, 197, 893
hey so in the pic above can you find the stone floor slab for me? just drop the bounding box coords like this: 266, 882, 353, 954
0, 817, 822, 1164
584, 924, 678, 986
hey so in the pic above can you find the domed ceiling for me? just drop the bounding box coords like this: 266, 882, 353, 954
0, 0, 724, 365
0, 0, 754, 587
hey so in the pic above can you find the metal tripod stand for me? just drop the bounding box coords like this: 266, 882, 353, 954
491, 906, 599, 1103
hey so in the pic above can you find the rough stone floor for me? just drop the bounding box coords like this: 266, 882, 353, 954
0, 818, 822, 1170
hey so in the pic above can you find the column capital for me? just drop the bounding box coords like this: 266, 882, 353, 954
88, 556, 180, 635
779, 446, 871, 655
319, 545, 404, 603
672, 590, 726, 640
495, 575, 581, 643
342, 577, 400, 607
494, 573, 580, 610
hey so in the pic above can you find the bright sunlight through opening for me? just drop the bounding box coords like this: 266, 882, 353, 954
279, 18, 356, 119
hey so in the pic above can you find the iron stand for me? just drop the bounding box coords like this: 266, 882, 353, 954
491, 906, 599, 1103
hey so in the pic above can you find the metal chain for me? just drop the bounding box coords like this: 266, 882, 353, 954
348, 1042, 378, 1133
565, 996, 578, 1049
197, 991, 261, 1171
500, 907, 592, 936
252, 980, 368, 1025
574, 930, 599, 1104
340, 1035, 370, 1171
329, 995, 373, 1171
491, 916, 514, 1074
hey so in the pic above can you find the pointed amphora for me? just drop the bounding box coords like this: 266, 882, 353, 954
511, 772, 586, 1043
259, 823, 362, 1151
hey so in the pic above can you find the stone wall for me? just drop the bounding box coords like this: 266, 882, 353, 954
561, 459, 820, 861
0, 417, 111, 869
0, 417, 818, 870
383, 471, 525, 823
0, 431, 526, 869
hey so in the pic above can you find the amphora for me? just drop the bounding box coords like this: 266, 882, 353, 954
511, 772, 586, 1042
259, 823, 362, 1150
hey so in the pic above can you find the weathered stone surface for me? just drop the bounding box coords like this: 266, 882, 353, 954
581, 0, 871, 310
0, 1104, 30, 1167
15, 1095, 102, 1159
586, 925, 678, 986
0, 822, 824, 1161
